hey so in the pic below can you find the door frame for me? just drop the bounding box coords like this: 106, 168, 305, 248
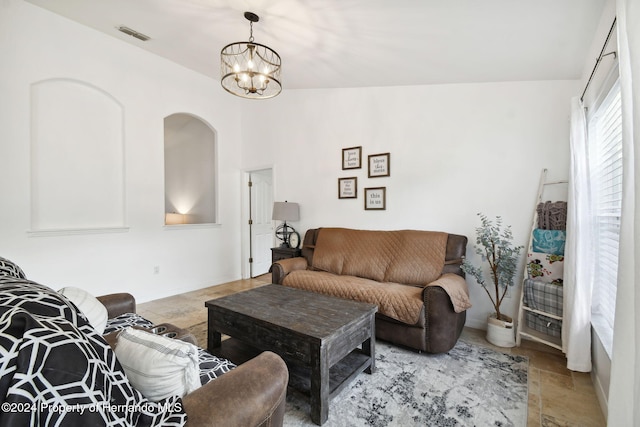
241, 166, 275, 279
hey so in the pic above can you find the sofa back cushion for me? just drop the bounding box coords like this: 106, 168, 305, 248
312, 228, 448, 286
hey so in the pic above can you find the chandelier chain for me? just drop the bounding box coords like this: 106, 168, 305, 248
249, 21, 254, 43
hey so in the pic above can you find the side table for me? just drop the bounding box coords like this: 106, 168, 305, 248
271, 247, 301, 263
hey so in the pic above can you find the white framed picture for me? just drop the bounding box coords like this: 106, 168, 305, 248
338, 177, 358, 199
368, 152, 390, 178
342, 146, 362, 170
364, 187, 386, 210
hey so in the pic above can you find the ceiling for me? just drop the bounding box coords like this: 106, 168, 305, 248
26, 0, 606, 90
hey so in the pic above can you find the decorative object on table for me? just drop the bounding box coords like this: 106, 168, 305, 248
364, 187, 386, 210
220, 11, 282, 99
342, 146, 362, 170
338, 177, 357, 199
288, 231, 301, 249
284, 339, 528, 427
272, 201, 299, 247
462, 213, 523, 347
368, 152, 390, 178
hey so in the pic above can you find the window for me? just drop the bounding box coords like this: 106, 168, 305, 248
588, 80, 623, 341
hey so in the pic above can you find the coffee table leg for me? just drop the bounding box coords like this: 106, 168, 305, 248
364, 315, 376, 374
207, 311, 222, 353
310, 344, 329, 425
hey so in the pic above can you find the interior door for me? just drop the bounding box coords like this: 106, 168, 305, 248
249, 169, 274, 277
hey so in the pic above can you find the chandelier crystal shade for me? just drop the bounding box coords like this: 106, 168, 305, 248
220, 12, 282, 99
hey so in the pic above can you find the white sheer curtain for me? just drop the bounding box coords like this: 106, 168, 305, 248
564, 97, 594, 372
607, 0, 640, 425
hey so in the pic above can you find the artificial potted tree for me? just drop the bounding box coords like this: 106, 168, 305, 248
462, 214, 523, 347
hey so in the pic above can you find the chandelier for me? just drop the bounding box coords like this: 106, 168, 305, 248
220, 12, 282, 99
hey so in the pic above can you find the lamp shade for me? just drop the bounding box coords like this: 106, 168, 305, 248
272, 202, 299, 221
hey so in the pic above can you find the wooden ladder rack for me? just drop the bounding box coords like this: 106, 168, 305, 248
515, 169, 568, 351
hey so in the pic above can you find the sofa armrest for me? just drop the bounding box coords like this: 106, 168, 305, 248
422, 286, 466, 353
182, 351, 288, 427
271, 257, 308, 284
97, 293, 136, 318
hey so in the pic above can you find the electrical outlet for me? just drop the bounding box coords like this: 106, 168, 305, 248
153, 266, 160, 274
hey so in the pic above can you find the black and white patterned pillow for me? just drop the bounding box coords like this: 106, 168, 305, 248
104, 312, 155, 334
197, 348, 237, 385
0, 278, 187, 427
0, 256, 26, 279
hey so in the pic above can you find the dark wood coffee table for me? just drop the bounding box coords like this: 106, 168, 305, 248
206, 284, 377, 425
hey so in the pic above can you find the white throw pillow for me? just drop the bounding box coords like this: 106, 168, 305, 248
114, 327, 201, 402
58, 286, 108, 334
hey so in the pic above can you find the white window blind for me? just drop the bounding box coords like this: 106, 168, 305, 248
588, 80, 623, 332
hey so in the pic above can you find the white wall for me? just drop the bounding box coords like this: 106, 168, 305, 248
0, 0, 584, 331
241, 81, 579, 328
0, 0, 244, 302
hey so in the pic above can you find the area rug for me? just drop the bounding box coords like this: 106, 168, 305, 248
186, 321, 208, 346
283, 340, 528, 427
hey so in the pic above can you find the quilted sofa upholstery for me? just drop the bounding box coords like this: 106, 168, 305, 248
0, 257, 288, 427
272, 228, 470, 353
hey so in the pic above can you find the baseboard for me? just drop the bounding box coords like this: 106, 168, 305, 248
465, 317, 488, 330
592, 365, 609, 420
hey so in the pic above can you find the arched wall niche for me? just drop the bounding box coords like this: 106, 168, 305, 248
164, 113, 218, 225
30, 78, 126, 234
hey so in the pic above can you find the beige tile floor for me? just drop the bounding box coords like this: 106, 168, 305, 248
138, 276, 606, 427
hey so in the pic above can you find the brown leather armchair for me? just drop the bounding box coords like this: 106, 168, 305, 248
98, 293, 288, 427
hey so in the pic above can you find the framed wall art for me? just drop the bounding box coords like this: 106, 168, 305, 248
364, 187, 386, 210
338, 177, 358, 199
342, 146, 362, 170
368, 152, 390, 178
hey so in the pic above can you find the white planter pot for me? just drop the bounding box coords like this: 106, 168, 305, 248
486, 314, 516, 347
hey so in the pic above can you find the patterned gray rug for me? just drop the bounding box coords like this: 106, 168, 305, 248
284, 340, 528, 427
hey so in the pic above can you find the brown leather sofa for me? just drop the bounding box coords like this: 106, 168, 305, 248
272, 227, 469, 353
98, 293, 288, 427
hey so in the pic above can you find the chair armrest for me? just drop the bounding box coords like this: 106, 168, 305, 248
97, 293, 136, 318
182, 351, 288, 427
271, 257, 308, 284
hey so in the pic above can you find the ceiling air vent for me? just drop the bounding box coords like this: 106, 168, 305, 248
117, 26, 150, 41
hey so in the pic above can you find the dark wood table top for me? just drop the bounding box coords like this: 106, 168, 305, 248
205, 284, 377, 343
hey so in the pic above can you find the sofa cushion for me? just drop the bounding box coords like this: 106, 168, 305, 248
312, 228, 391, 281
311, 228, 448, 286
59, 286, 109, 334
384, 230, 448, 285
115, 327, 201, 402
283, 270, 425, 325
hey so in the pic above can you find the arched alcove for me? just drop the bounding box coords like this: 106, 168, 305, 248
30, 78, 125, 233
164, 113, 217, 225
